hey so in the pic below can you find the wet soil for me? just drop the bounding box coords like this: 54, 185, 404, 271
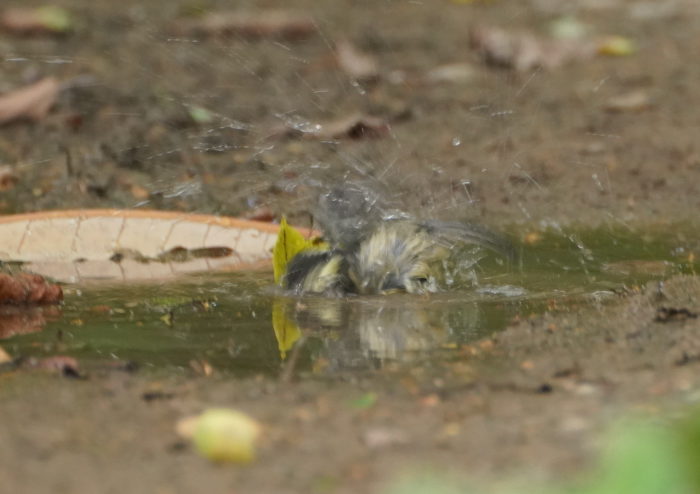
2, 0, 700, 492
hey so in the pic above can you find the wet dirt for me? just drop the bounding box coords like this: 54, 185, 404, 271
2, 0, 700, 492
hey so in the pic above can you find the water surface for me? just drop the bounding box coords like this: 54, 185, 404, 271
3, 225, 697, 377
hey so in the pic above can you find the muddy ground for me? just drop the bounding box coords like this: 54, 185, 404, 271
2, 0, 700, 493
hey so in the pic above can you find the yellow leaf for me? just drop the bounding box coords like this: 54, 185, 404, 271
272, 217, 327, 284
598, 35, 636, 56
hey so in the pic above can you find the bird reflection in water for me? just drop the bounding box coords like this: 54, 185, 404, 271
272, 294, 481, 372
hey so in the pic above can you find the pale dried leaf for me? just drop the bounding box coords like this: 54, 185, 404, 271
362, 427, 409, 449
604, 90, 652, 113
0, 344, 12, 364
189, 359, 214, 376
470, 25, 596, 71
0, 77, 60, 125
272, 113, 391, 140
0, 210, 314, 282
172, 10, 315, 40
425, 63, 476, 84
335, 40, 379, 81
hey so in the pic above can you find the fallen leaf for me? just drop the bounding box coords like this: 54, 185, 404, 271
470, 25, 596, 71
362, 427, 409, 449
273, 216, 324, 284
0, 6, 72, 35
189, 359, 214, 376
0, 273, 63, 305
335, 39, 379, 81
171, 10, 315, 40
188, 105, 215, 124
312, 114, 390, 140
548, 15, 589, 40
425, 63, 476, 84
176, 408, 262, 463
598, 35, 636, 56
0, 209, 299, 282
273, 112, 391, 140
0, 345, 11, 364
0, 77, 60, 125
0, 165, 18, 191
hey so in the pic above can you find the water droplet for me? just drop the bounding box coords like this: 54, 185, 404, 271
451, 137, 461, 147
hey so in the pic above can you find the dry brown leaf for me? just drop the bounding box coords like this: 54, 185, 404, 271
0, 273, 63, 305
0, 165, 18, 191
244, 207, 275, 223
470, 25, 596, 71
335, 40, 379, 81
172, 10, 316, 40
0, 77, 60, 125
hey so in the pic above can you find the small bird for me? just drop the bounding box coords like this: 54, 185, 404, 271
279, 183, 512, 296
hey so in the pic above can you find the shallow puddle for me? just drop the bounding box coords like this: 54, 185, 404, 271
2, 224, 698, 377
